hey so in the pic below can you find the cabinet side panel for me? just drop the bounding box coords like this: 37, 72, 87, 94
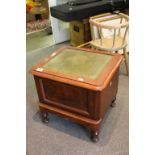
99, 68, 119, 119
88, 91, 101, 120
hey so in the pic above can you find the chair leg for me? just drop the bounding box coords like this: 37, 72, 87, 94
123, 48, 129, 76
77, 41, 91, 48
91, 46, 99, 52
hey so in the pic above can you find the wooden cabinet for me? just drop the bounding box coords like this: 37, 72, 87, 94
70, 19, 91, 46
30, 46, 122, 142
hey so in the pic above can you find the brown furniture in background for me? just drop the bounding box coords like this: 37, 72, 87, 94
70, 19, 91, 46
30, 46, 123, 142
29, 5, 47, 20
26, 0, 49, 22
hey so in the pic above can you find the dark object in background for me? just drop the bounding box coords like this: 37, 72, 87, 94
67, 0, 101, 6
50, 0, 129, 21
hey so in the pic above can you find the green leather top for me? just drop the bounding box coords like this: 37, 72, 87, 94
42, 49, 112, 80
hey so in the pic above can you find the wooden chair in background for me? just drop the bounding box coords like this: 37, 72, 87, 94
78, 12, 129, 76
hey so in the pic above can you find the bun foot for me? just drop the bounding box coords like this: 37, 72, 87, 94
91, 136, 99, 142
41, 111, 49, 123
111, 96, 116, 107
90, 130, 99, 142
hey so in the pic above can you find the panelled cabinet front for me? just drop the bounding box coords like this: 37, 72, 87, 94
34, 76, 98, 118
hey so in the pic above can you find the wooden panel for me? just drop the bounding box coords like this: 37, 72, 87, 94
99, 68, 119, 119
70, 19, 91, 46
42, 79, 88, 108
36, 77, 91, 116
88, 90, 100, 120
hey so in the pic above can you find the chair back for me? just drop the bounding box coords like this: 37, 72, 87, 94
89, 13, 129, 51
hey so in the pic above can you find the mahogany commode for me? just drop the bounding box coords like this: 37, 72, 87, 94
30, 46, 122, 142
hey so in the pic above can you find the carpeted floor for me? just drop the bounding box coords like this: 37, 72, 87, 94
26, 44, 129, 155
26, 30, 54, 52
